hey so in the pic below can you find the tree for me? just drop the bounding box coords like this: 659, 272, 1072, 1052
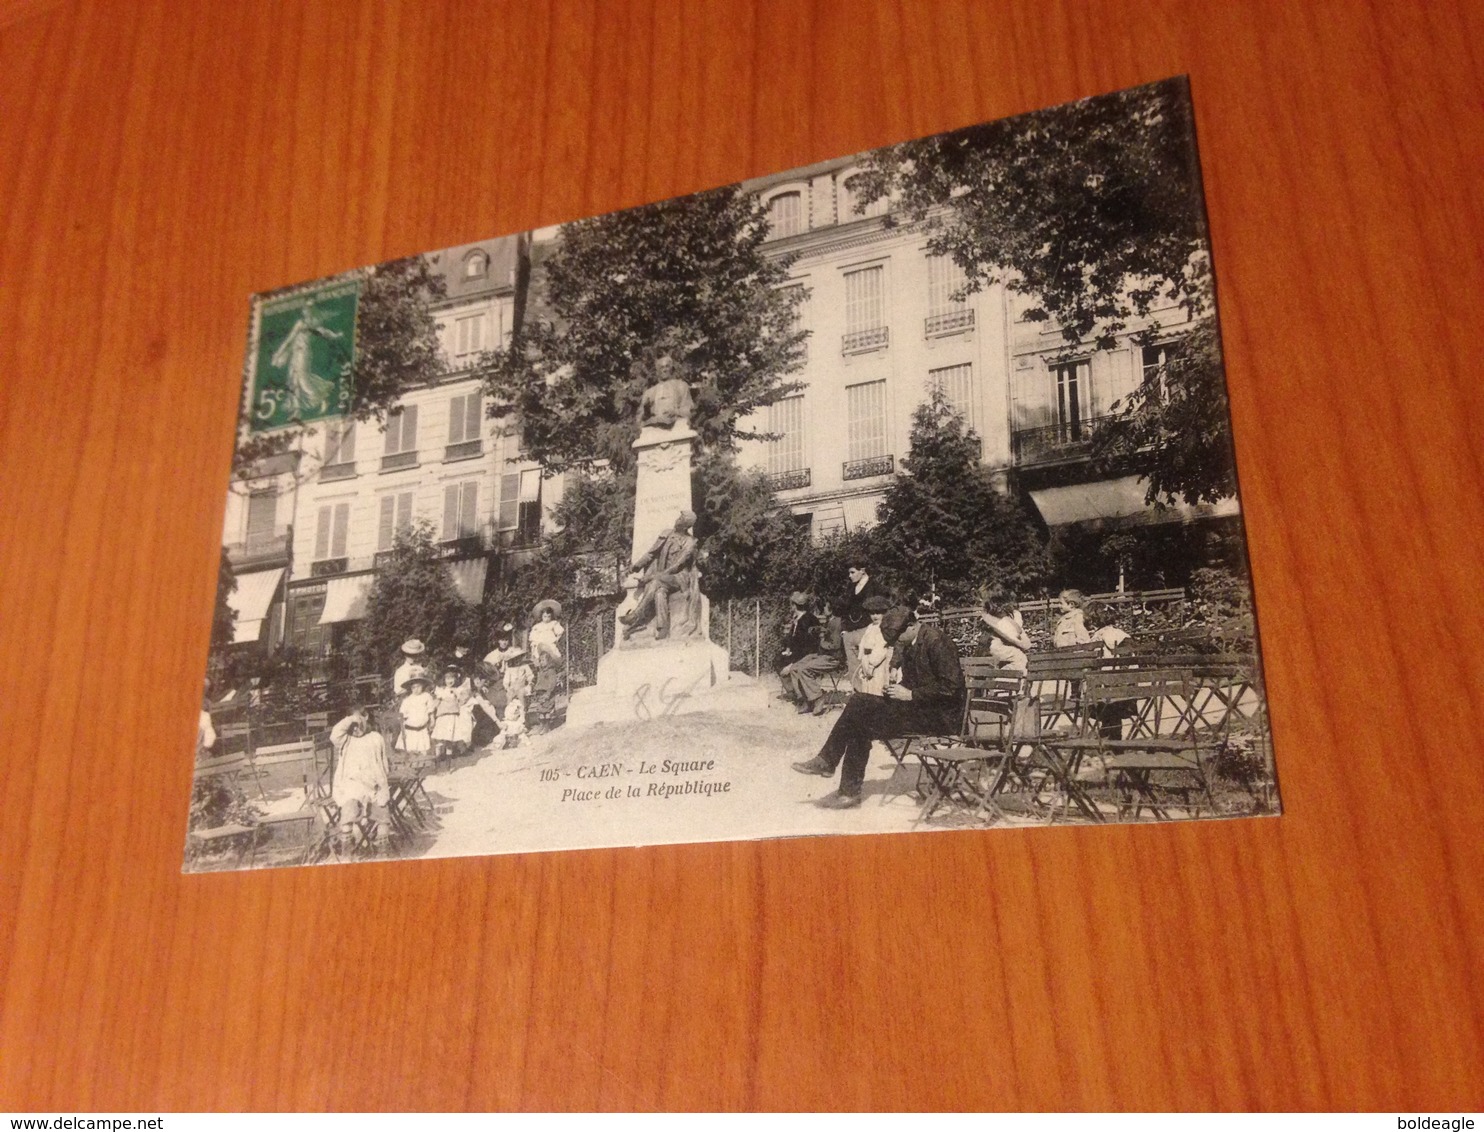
348, 522, 471, 674
855, 77, 1237, 505
692, 452, 811, 600
855, 77, 1210, 348
481, 186, 808, 473
232, 256, 447, 478
1091, 319, 1237, 504
872, 390, 1048, 604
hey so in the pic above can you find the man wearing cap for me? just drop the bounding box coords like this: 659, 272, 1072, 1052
620, 510, 698, 640
837, 562, 890, 686
392, 638, 427, 696
776, 592, 820, 707
792, 606, 966, 808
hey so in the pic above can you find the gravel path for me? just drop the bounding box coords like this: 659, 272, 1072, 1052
415, 693, 988, 860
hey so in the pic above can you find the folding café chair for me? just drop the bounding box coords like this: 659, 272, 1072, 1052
1068, 668, 1218, 821
1025, 645, 1104, 735
912, 666, 1023, 823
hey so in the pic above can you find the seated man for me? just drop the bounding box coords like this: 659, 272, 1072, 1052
791, 606, 966, 808
784, 598, 844, 715
775, 591, 820, 688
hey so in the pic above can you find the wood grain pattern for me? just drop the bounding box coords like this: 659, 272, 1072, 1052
1, 0, 1481, 1110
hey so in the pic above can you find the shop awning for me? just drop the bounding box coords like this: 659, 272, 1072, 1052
1028, 476, 1240, 529
447, 557, 489, 605
227, 567, 283, 644
317, 574, 374, 625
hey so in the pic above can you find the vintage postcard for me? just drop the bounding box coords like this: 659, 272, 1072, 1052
186, 77, 1277, 871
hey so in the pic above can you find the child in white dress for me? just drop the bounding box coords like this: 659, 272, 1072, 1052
398, 671, 435, 755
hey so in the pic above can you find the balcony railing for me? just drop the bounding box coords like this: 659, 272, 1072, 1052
1011, 415, 1112, 466
842, 454, 894, 481
436, 534, 487, 559
380, 450, 418, 471
765, 467, 811, 492
444, 439, 483, 461
841, 326, 889, 355
226, 528, 291, 569
924, 308, 975, 337
310, 557, 348, 577
319, 461, 356, 482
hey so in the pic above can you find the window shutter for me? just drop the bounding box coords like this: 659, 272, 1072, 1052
460, 482, 478, 537
442, 484, 459, 540
332, 503, 349, 557
314, 506, 331, 560
247, 491, 276, 542
466, 394, 481, 442
396, 492, 413, 533
402, 405, 418, 452
498, 473, 520, 530
448, 395, 463, 444
384, 412, 400, 454
377, 495, 395, 550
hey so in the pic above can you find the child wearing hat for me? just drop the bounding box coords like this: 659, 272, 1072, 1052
397, 668, 435, 755
853, 594, 896, 696
528, 601, 565, 669
393, 639, 428, 695
432, 666, 467, 759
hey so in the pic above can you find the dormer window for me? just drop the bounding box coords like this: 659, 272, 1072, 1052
463, 250, 489, 279
767, 191, 804, 239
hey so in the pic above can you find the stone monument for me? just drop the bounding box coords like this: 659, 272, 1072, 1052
565, 357, 765, 729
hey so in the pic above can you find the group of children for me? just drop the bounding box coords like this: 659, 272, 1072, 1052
389, 608, 565, 761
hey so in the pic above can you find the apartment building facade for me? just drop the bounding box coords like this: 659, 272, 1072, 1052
222, 236, 558, 661
739, 156, 1238, 547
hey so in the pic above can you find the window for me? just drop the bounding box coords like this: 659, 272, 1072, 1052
928, 363, 974, 425
312, 502, 350, 561
382, 405, 419, 469
442, 481, 479, 542
783, 282, 808, 359
377, 491, 414, 551
767, 396, 805, 475
447, 391, 482, 458
245, 490, 277, 549
320, 420, 357, 480
1142, 343, 1173, 391
846, 381, 887, 462
497, 471, 541, 542
1053, 361, 1090, 439
767, 192, 803, 238
285, 586, 330, 656
841, 174, 887, 220
518, 469, 543, 542
453, 313, 488, 363
842, 265, 887, 353
926, 255, 975, 336
497, 472, 521, 531
464, 250, 489, 278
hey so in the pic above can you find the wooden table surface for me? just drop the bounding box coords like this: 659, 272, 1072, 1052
2, 0, 1481, 1112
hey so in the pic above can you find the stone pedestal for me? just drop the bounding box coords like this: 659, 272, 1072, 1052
630, 423, 698, 560
565, 418, 769, 729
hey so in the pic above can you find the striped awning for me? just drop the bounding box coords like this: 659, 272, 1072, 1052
227, 567, 283, 644
317, 574, 373, 625
1028, 476, 1240, 528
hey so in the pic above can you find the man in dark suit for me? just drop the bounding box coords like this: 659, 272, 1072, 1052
792, 607, 966, 808
776, 591, 820, 704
